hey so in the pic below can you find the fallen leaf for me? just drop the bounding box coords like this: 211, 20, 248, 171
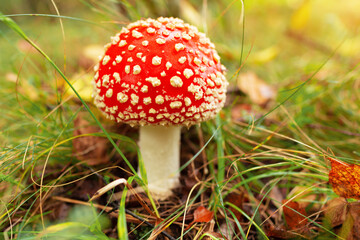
328, 157, 360, 200
266, 224, 298, 239
289, 0, 312, 31
72, 115, 109, 166
237, 71, 276, 107
225, 192, 244, 222
193, 206, 214, 223
185, 206, 214, 231
323, 198, 360, 240
324, 197, 348, 228
250, 45, 279, 64
282, 200, 308, 230
62, 73, 93, 102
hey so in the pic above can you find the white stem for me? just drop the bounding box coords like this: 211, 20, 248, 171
138, 125, 181, 199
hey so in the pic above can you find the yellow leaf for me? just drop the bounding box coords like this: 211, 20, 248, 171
63, 73, 93, 102
250, 46, 279, 64
290, 0, 312, 31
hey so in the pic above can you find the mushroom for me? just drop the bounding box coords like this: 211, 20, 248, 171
93, 17, 228, 199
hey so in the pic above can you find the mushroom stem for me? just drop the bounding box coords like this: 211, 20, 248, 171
138, 125, 181, 199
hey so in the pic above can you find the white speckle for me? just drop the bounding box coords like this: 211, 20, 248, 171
106, 89, 113, 98
147, 27, 155, 34
214, 52, 221, 62
178, 56, 187, 64
113, 72, 121, 83
125, 65, 130, 74
94, 64, 99, 72
170, 76, 183, 87
155, 95, 164, 104
166, 22, 175, 30
141, 85, 148, 93
174, 32, 181, 38
112, 61, 116, 66
149, 108, 156, 114
128, 45, 136, 50
143, 97, 152, 105
182, 32, 191, 40
202, 57, 209, 65
139, 112, 146, 118
162, 29, 170, 36
195, 90, 203, 100
131, 94, 139, 105
175, 43, 185, 51
184, 97, 191, 106
94, 71, 99, 80
115, 55, 123, 63
136, 52, 143, 58
156, 114, 164, 119
127, 57, 133, 62
166, 62, 172, 70
102, 75, 110, 87
199, 37, 209, 45
102, 55, 110, 65
160, 71, 166, 77
132, 30, 143, 38
170, 101, 182, 109
133, 65, 141, 75
148, 117, 155, 122
215, 77, 222, 86
120, 27, 130, 34
153, 21, 162, 28
156, 38, 166, 44
141, 56, 146, 62
183, 68, 194, 79
142, 40, 149, 46
188, 83, 200, 93
117, 92, 128, 103
119, 40, 127, 47
193, 57, 202, 66
145, 77, 161, 87
152, 56, 162, 65
207, 79, 215, 87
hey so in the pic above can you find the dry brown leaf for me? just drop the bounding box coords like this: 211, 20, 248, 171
282, 200, 308, 230
72, 115, 109, 166
225, 192, 244, 222
237, 71, 276, 107
324, 198, 360, 240
324, 198, 348, 228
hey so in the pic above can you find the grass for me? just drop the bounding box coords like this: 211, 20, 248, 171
1, 0, 360, 239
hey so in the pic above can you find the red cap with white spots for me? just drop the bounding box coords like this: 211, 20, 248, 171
93, 17, 228, 127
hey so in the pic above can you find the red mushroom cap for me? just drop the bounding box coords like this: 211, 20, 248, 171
93, 17, 227, 127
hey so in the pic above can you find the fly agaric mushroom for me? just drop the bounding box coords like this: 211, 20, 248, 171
93, 17, 227, 199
